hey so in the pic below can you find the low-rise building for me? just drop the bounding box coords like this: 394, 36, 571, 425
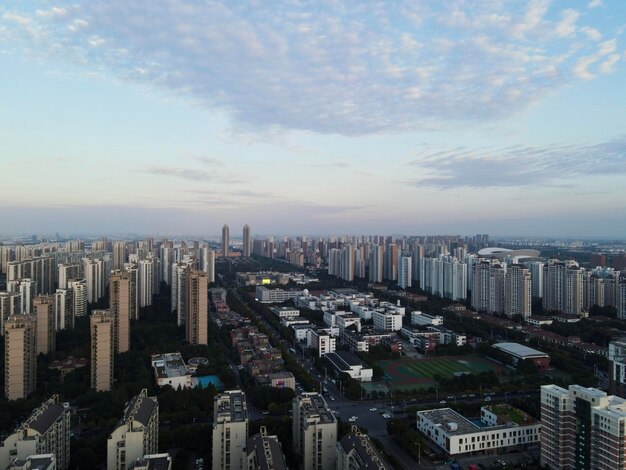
256, 371, 296, 390
281, 316, 311, 328
372, 309, 403, 332
492, 342, 550, 372
255, 286, 303, 303
129, 454, 172, 470
151, 353, 192, 389
411, 311, 444, 326
525, 315, 553, 327
307, 328, 337, 357
271, 306, 300, 318
324, 352, 373, 382
417, 406, 540, 457
7, 454, 56, 470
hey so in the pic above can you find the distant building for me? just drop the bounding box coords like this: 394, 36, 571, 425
242, 225, 251, 258
417, 405, 540, 457
0, 396, 71, 470
110, 270, 131, 353
33, 295, 56, 355
411, 311, 444, 326
492, 342, 550, 372
151, 353, 192, 389
255, 286, 303, 303
7, 454, 56, 470
337, 427, 393, 470
255, 371, 296, 390
222, 224, 230, 258
184, 270, 208, 345
4, 314, 37, 400
292, 393, 337, 470
90, 310, 114, 392
212, 390, 249, 470
246, 426, 288, 470
307, 328, 337, 357
107, 389, 159, 470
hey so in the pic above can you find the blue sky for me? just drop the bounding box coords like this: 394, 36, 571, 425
1, 0, 625, 237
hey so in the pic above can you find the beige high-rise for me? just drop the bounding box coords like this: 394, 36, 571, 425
185, 270, 208, 345
91, 310, 114, 392
222, 224, 230, 258
212, 390, 248, 470
4, 314, 37, 400
33, 295, 56, 355
110, 270, 131, 353
113, 241, 126, 270
242, 224, 251, 257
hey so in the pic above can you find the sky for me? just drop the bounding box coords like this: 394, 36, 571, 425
1, 0, 625, 238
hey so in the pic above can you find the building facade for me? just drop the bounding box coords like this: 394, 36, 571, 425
212, 390, 249, 470
4, 314, 37, 400
292, 393, 337, 470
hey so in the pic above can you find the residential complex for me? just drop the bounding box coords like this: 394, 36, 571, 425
292, 393, 337, 470
4, 314, 37, 400
90, 309, 115, 392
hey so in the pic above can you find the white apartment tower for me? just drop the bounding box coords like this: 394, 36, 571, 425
107, 389, 159, 470
292, 393, 337, 470
504, 264, 532, 318
212, 390, 249, 470
397, 253, 412, 289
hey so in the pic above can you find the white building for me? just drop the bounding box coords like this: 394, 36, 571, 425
417, 406, 540, 457
0, 396, 71, 470
107, 389, 159, 470
397, 253, 412, 289
307, 328, 337, 357
292, 393, 337, 470
255, 286, 303, 303
212, 391, 248, 470
324, 352, 373, 382
411, 311, 443, 326
151, 353, 193, 389
271, 306, 300, 318
372, 309, 403, 332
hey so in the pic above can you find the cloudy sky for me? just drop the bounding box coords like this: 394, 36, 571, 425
1, 0, 625, 237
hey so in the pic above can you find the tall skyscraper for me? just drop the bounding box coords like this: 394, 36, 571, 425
54, 288, 73, 330
110, 270, 131, 353
107, 389, 159, 470
618, 275, 626, 320
543, 259, 584, 316
68, 278, 87, 318
83, 258, 105, 303
292, 392, 337, 470
242, 224, 251, 258
90, 310, 114, 392
4, 314, 37, 400
222, 224, 230, 258
185, 270, 208, 345
471, 259, 506, 315
138, 257, 158, 308
33, 295, 56, 355
212, 390, 249, 470
201, 245, 216, 283
368, 244, 384, 283
58, 263, 80, 290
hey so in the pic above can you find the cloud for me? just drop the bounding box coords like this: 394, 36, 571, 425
588, 0, 602, 8
1, 1, 622, 135
139, 166, 212, 181
406, 136, 626, 188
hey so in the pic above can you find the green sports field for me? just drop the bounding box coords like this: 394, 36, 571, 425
378, 355, 506, 391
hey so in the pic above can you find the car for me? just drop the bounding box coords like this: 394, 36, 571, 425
382, 413, 391, 419
469, 394, 476, 398
484, 397, 492, 402
262, 410, 270, 415
461, 394, 468, 398
439, 400, 447, 404
348, 416, 358, 422
329, 396, 335, 401
447, 395, 454, 399
369, 407, 377, 412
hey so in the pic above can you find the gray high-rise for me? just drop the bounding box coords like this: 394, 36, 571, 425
222, 224, 230, 258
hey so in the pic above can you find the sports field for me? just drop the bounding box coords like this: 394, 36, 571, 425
378, 355, 506, 391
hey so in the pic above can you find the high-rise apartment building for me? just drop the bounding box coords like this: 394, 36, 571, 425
0, 395, 71, 470
57, 263, 80, 290
83, 258, 105, 303
90, 310, 114, 392
618, 275, 626, 320
336, 427, 393, 470
540, 384, 626, 470
0, 292, 22, 331
54, 288, 73, 330
543, 259, 584, 316
33, 295, 56, 355
110, 270, 131, 353
201, 245, 216, 283
185, 270, 208, 345
67, 278, 87, 318
368, 245, 384, 283
471, 259, 506, 315
242, 224, 251, 258
107, 389, 159, 470
526, 261, 544, 299
212, 390, 249, 470
411, 244, 424, 285
246, 426, 288, 470
504, 264, 532, 318
4, 314, 37, 400
138, 256, 159, 308
113, 241, 127, 270
292, 392, 337, 470
383, 244, 398, 281
397, 253, 412, 289
222, 224, 230, 258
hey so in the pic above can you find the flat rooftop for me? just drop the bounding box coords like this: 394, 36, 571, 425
493, 342, 548, 359
325, 351, 365, 368
151, 353, 188, 379
215, 391, 248, 423
300, 393, 335, 424
418, 408, 480, 436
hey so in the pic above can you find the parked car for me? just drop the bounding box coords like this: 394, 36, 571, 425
484, 396, 492, 402
439, 400, 447, 404
369, 407, 377, 412
348, 416, 358, 422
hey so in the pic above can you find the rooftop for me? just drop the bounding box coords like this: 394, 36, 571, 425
299, 393, 335, 424
215, 390, 248, 423
325, 351, 366, 368
20, 396, 68, 435
119, 389, 158, 428
151, 353, 189, 379
493, 342, 548, 359
246, 428, 288, 470
417, 408, 479, 436
338, 430, 393, 470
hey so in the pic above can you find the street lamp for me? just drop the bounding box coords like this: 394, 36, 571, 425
415, 442, 421, 465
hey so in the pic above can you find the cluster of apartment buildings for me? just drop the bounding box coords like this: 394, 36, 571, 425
0, 390, 165, 470
212, 390, 392, 470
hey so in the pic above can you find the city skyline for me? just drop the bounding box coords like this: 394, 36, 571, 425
1, 1, 626, 237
